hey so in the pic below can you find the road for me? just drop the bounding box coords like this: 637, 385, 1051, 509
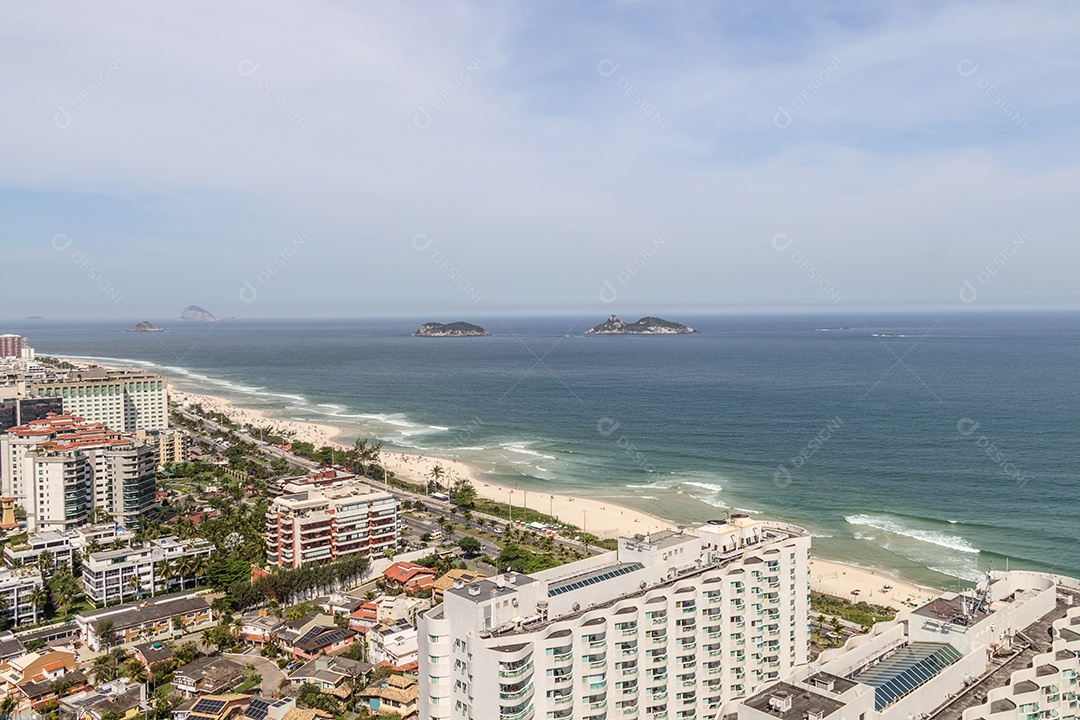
225, 651, 287, 695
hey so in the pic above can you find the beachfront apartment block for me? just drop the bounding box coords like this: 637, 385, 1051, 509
0, 566, 44, 626
81, 535, 215, 605
2, 523, 135, 569
266, 482, 398, 568
25, 367, 169, 431
736, 571, 1080, 720
418, 515, 811, 720
0, 413, 157, 531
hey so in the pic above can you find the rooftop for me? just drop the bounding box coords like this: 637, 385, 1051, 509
547, 562, 644, 597
76, 592, 211, 630
854, 642, 962, 710
744, 682, 846, 720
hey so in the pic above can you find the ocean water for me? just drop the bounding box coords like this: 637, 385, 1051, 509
9, 311, 1080, 588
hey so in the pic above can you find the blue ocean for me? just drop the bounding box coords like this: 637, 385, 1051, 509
10, 311, 1079, 587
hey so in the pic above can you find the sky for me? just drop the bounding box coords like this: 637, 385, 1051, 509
2, 1, 1078, 319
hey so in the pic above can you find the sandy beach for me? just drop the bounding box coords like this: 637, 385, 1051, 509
811, 558, 940, 611
80, 357, 942, 603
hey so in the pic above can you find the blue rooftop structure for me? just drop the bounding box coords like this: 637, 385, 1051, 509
855, 642, 962, 710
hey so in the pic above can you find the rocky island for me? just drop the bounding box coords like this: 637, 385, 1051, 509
180, 305, 220, 322
585, 315, 697, 335
127, 321, 165, 332
413, 322, 491, 337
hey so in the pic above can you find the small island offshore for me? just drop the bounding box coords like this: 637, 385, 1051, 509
179, 305, 220, 322
127, 320, 164, 332
585, 314, 697, 334
413, 321, 491, 337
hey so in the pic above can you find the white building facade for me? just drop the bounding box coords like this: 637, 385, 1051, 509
81, 535, 215, 605
419, 516, 811, 720
26, 369, 168, 431
0, 567, 44, 627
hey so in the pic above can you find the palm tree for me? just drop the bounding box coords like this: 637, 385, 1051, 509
158, 557, 176, 593
95, 619, 118, 650
37, 550, 55, 575
177, 556, 196, 591
29, 584, 50, 621
428, 464, 446, 492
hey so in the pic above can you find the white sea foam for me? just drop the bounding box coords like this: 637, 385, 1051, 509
502, 444, 557, 460
928, 566, 984, 582
681, 480, 724, 493
846, 514, 979, 554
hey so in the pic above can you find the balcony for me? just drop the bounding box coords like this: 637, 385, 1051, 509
499, 683, 534, 703
498, 661, 533, 679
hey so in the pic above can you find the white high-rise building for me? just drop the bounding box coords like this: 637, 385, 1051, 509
419, 515, 811, 720
1, 414, 157, 531
26, 368, 168, 431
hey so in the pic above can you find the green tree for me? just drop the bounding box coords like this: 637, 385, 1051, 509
449, 478, 477, 508
457, 536, 482, 556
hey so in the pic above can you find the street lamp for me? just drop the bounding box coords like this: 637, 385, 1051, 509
508, 490, 513, 525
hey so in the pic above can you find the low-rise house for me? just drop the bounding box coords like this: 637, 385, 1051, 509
236, 610, 285, 646
241, 697, 297, 720
75, 592, 214, 651
0, 648, 78, 689
59, 678, 143, 720
381, 562, 435, 594
357, 674, 419, 719
366, 620, 418, 668
292, 625, 356, 661
239, 697, 332, 720
1, 648, 86, 708
430, 568, 487, 604
288, 656, 372, 693
16, 668, 89, 709
313, 592, 364, 617
173, 656, 245, 698
0, 631, 25, 661
132, 640, 174, 671
173, 693, 250, 720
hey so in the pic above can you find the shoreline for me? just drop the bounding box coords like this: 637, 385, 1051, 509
65, 356, 945, 603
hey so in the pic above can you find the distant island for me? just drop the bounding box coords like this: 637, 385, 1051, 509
413, 322, 491, 337
179, 305, 220, 322
127, 321, 165, 333
585, 315, 697, 335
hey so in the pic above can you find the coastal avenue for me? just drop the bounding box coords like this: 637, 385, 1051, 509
174, 404, 601, 560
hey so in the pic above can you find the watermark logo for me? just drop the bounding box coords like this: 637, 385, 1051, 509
597, 417, 656, 472
238, 233, 309, 303
414, 58, 484, 130
771, 233, 841, 303
957, 59, 1028, 129
774, 58, 843, 130
51, 233, 122, 303
598, 233, 669, 304
237, 59, 308, 129
597, 59, 668, 129
411, 233, 482, 303
958, 233, 1028, 304
774, 417, 844, 487
54, 58, 124, 130
956, 417, 1029, 487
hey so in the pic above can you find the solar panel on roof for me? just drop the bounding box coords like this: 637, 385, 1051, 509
192, 699, 226, 715
246, 698, 270, 720
548, 563, 644, 597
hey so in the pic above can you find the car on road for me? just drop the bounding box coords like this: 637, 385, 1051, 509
284, 660, 302, 672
